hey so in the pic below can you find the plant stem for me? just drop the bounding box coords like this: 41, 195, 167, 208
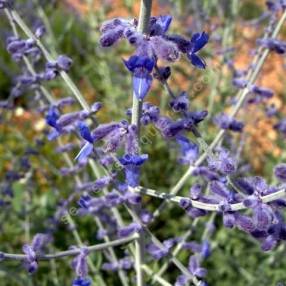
131, 186, 286, 212
125, 206, 199, 285
0, 234, 138, 261
131, 2, 152, 286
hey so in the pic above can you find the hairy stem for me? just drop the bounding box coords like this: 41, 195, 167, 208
132, 1, 152, 285
0, 234, 138, 261
132, 186, 286, 212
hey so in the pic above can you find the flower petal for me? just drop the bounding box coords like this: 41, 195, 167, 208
157, 15, 172, 33
133, 72, 153, 100
188, 53, 206, 69
191, 32, 209, 53
78, 122, 93, 143
75, 142, 93, 162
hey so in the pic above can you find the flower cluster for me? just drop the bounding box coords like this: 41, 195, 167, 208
100, 15, 209, 100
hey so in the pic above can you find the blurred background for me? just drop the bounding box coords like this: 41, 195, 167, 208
0, 0, 286, 285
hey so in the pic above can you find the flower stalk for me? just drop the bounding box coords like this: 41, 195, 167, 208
132, 1, 152, 286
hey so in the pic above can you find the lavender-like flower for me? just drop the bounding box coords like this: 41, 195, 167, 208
71, 247, 89, 278
72, 277, 91, 286
118, 222, 142, 238
187, 32, 209, 69
176, 135, 199, 164
124, 55, 155, 100
213, 113, 244, 132
119, 154, 148, 187
274, 164, 286, 181
22, 233, 51, 274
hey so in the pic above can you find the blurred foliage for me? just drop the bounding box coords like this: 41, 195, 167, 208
0, 0, 286, 285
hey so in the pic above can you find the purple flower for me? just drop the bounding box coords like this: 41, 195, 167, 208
123, 191, 142, 205
102, 261, 118, 271
210, 181, 233, 202
182, 241, 202, 252
223, 212, 236, 228
253, 205, 273, 231
214, 113, 244, 132
150, 15, 172, 35
55, 97, 76, 108
140, 209, 153, 224
186, 110, 208, 124
99, 18, 133, 46
266, 0, 284, 11
72, 277, 91, 286
102, 257, 132, 272
179, 198, 192, 209
56, 143, 76, 153
166, 34, 192, 53
96, 228, 108, 240
176, 136, 199, 164
192, 167, 221, 181
35, 25, 46, 38
118, 257, 133, 270
91, 102, 102, 113
234, 178, 255, 195
104, 191, 122, 207
45, 106, 60, 129
0, 0, 10, 9
131, 102, 160, 125
201, 240, 211, 259
265, 103, 277, 117
6, 37, 39, 61
56, 55, 73, 71
186, 207, 207, 218
92, 122, 120, 142
190, 184, 202, 200
57, 111, 89, 128
175, 275, 188, 286
124, 55, 155, 100
155, 116, 185, 138
232, 77, 248, 89
261, 235, 277, 251
119, 154, 148, 166
169, 92, 189, 112
274, 164, 286, 181
118, 222, 142, 237
78, 122, 93, 143
208, 148, 236, 175
234, 213, 255, 233
31, 234, 51, 252
74, 143, 94, 163
188, 255, 207, 278
77, 176, 112, 192
275, 118, 286, 135
250, 85, 274, 98
74, 122, 95, 162
71, 248, 89, 278
100, 18, 130, 34
22, 233, 50, 274
146, 243, 169, 260
150, 36, 180, 62
187, 32, 209, 69
100, 28, 124, 47
257, 38, 286, 54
